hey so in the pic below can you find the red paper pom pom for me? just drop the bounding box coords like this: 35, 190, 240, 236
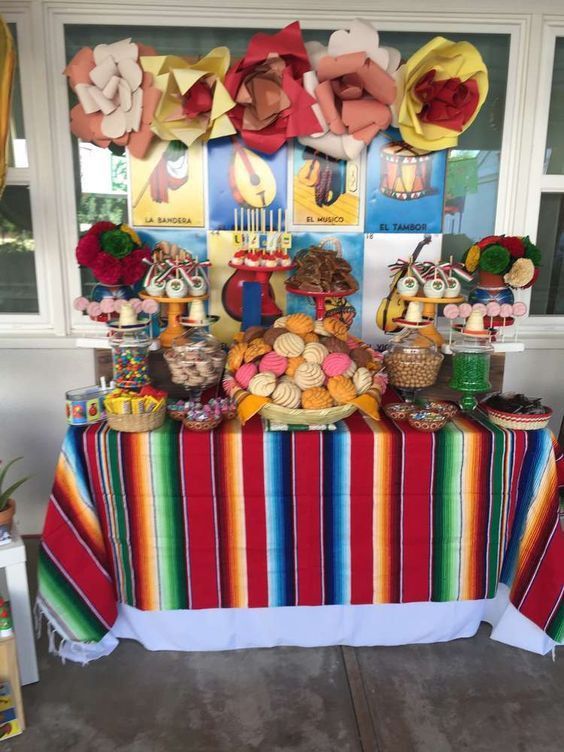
121, 248, 151, 285
496, 236, 525, 258
476, 235, 500, 249
90, 253, 123, 285
76, 233, 103, 266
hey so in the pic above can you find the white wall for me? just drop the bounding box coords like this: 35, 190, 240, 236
0, 349, 95, 533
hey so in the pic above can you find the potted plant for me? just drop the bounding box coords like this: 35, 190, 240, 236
0, 458, 29, 542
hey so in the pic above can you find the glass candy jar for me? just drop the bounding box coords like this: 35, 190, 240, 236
109, 323, 151, 389
449, 337, 494, 411
164, 325, 226, 398
384, 328, 444, 401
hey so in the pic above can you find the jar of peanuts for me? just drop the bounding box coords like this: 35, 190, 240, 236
384, 328, 443, 401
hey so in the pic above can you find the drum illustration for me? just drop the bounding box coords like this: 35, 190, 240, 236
380, 141, 432, 201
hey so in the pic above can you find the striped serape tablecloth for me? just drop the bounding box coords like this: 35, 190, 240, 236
37, 411, 563, 651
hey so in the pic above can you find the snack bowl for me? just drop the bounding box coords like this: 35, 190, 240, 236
183, 415, 223, 432
408, 409, 448, 433
419, 400, 459, 419
384, 402, 416, 421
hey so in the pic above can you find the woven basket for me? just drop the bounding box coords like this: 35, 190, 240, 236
107, 404, 166, 433
260, 401, 356, 426
480, 404, 552, 431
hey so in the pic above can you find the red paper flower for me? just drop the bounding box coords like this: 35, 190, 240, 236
182, 81, 214, 119
75, 222, 150, 286
415, 71, 479, 131
496, 236, 525, 258
224, 22, 321, 154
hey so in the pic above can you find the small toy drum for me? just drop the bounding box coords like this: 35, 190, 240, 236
380, 142, 432, 201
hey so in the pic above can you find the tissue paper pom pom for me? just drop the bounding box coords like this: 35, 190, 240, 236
73, 296, 89, 312
478, 245, 510, 274
141, 298, 159, 315
100, 297, 117, 314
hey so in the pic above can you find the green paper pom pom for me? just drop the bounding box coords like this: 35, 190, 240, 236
478, 244, 511, 274
522, 236, 542, 267
100, 229, 135, 259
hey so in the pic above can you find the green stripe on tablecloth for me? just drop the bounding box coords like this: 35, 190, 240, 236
547, 605, 564, 643
107, 429, 135, 604
433, 423, 463, 601
151, 422, 188, 610
484, 419, 509, 598
38, 547, 107, 642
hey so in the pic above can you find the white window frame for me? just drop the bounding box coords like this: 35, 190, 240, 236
2, 0, 564, 348
0, 1, 66, 336
521, 18, 564, 339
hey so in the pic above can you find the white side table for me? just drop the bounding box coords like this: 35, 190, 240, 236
0, 524, 38, 685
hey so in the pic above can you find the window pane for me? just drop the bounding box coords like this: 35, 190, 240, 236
0, 186, 38, 313
6, 23, 28, 169
545, 37, 564, 175
530, 193, 564, 315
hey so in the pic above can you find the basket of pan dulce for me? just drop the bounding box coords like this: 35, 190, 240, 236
222, 313, 387, 425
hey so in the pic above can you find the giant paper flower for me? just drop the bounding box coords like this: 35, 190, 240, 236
224, 22, 321, 154
76, 221, 151, 286
299, 19, 401, 161
65, 38, 161, 158
392, 37, 488, 152
141, 47, 236, 146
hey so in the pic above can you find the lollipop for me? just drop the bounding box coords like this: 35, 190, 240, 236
499, 303, 513, 319
142, 298, 159, 315
512, 302, 527, 317
130, 298, 143, 313
73, 296, 89, 312
459, 303, 472, 318
100, 297, 116, 314
86, 301, 102, 319
485, 301, 500, 317
443, 304, 460, 319
472, 303, 487, 315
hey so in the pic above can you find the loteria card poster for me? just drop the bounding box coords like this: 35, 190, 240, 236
361, 233, 442, 345
290, 143, 362, 229
130, 140, 205, 228
207, 136, 287, 230
286, 232, 365, 337
365, 128, 447, 235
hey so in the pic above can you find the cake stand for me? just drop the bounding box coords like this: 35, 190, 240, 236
139, 292, 209, 348
285, 286, 357, 320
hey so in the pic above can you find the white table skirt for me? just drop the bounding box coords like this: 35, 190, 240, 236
58, 584, 557, 664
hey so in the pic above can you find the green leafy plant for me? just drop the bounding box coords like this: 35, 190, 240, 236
0, 457, 30, 512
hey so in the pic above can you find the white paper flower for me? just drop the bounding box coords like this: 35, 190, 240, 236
298, 20, 401, 160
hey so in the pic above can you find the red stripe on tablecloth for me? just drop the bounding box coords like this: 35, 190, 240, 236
475, 420, 493, 599
505, 431, 526, 553
180, 427, 221, 609
83, 426, 114, 575
401, 424, 433, 602
348, 413, 376, 604
516, 515, 564, 629
241, 420, 268, 607
42, 502, 117, 625
294, 430, 323, 605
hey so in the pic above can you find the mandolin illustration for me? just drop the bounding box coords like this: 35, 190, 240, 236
229, 138, 277, 208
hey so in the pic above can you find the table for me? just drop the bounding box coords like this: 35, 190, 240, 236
0, 525, 38, 685
36, 412, 563, 663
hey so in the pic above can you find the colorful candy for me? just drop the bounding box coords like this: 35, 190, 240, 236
112, 345, 150, 389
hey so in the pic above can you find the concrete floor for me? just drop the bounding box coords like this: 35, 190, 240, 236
4, 540, 563, 752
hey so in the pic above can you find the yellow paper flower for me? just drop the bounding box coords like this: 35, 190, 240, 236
393, 37, 488, 151
464, 244, 481, 273
141, 48, 236, 147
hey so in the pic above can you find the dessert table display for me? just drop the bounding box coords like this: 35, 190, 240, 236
37, 400, 563, 663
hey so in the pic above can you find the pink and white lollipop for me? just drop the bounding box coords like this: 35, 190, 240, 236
459, 303, 472, 318
86, 301, 102, 319
472, 303, 487, 315
100, 297, 116, 314
130, 298, 143, 313
499, 303, 513, 319
512, 302, 527, 317
485, 301, 501, 318
141, 298, 159, 315
73, 296, 89, 312
443, 304, 460, 320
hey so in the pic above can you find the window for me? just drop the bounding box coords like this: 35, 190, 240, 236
0, 22, 38, 315
531, 34, 564, 317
